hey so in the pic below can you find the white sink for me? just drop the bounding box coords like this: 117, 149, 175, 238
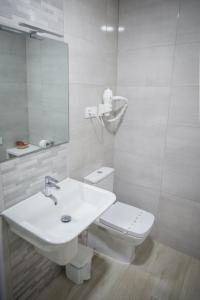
2, 178, 116, 265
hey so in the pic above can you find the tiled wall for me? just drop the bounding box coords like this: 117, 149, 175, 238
0, 144, 68, 210
64, 0, 118, 180
115, 0, 200, 259
0, 0, 118, 299
0, 0, 64, 34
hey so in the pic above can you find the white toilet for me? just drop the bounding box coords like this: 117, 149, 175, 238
84, 167, 155, 264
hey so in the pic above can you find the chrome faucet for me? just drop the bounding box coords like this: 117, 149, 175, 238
43, 176, 60, 205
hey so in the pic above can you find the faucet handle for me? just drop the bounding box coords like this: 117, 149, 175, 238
45, 176, 59, 183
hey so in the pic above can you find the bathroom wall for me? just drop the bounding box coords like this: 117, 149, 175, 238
0, 0, 118, 299
0, 0, 64, 34
0, 30, 29, 162
115, 0, 200, 259
64, 0, 118, 180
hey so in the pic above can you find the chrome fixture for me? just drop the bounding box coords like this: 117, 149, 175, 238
19, 22, 64, 38
43, 176, 60, 205
61, 215, 72, 223
30, 31, 44, 40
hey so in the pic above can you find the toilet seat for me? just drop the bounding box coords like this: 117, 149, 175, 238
99, 202, 154, 239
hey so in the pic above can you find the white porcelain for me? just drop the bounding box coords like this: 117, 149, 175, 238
84, 167, 114, 191
85, 167, 155, 263
88, 221, 150, 263
88, 201, 154, 263
2, 178, 116, 265
99, 202, 154, 238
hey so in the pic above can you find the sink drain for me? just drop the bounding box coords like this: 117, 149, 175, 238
61, 215, 72, 223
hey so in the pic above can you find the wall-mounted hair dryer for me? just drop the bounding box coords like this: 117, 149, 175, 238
84, 88, 128, 127
101, 88, 128, 123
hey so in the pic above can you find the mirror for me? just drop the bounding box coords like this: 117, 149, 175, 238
0, 27, 69, 163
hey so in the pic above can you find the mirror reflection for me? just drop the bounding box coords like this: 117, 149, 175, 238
0, 28, 69, 163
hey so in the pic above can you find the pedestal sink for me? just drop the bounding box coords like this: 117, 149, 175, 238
2, 178, 116, 265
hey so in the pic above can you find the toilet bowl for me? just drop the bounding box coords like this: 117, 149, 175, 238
84, 167, 155, 264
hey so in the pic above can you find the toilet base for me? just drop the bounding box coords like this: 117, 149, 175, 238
88, 224, 137, 264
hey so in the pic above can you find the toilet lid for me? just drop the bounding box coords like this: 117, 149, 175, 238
99, 202, 155, 238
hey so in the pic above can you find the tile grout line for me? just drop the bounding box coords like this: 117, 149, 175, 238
156, 0, 181, 235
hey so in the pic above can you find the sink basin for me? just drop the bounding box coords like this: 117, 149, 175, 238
2, 178, 116, 265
